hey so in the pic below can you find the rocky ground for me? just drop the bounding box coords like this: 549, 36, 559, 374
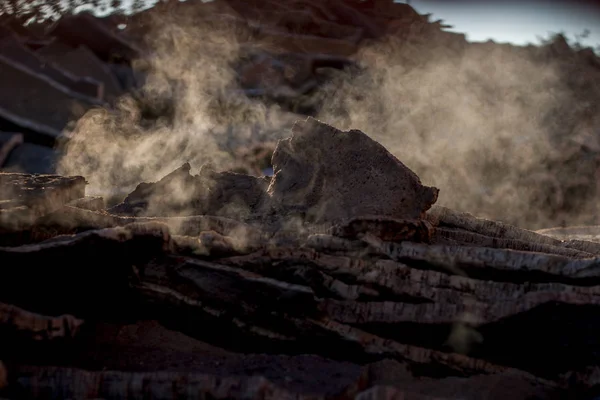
3, 118, 600, 399
2, 0, 600, 229
2, 1, 600, 398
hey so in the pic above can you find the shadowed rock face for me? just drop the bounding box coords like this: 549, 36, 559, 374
5, 121, 600, 398
268, 117, 439, 223
109, 163, 271, 219
108, 118, 438, 226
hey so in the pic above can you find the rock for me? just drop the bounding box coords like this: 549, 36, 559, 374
268, 117, 439, 224
256, 28, 358, 57
0, 132, 23, 168
2, 142, 57, 175
0, 34, 103, 101
109, 163, 271, 220
0, 56, 90, 138
67, 196, 105, 211
330, 216, 434, 243
37, 44, 124, 101
49, 12, 142, 62
0, 172, 86, 231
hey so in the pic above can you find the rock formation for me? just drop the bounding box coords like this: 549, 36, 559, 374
1, 119, 600, 399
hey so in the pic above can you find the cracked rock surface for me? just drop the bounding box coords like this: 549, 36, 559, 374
1, 119, 598, 399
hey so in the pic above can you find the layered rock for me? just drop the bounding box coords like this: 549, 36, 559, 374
2, 120, 600, 399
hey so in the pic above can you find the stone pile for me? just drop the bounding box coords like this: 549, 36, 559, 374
2, 118, 600, 399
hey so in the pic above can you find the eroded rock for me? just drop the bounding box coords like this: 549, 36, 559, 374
0, 172, 86, 231
268, 117, 439, 223
109, 163, 271, 220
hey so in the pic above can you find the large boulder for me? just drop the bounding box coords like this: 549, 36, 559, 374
267, 117, 438, 223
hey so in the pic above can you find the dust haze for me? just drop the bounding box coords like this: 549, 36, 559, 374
57, 7, 600, 230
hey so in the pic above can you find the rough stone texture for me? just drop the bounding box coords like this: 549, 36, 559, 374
0, 172, 85, 231
0, 169, 595, 399
0, 302, 83, 342
67, 196, 105, 211
268, 117, 439, 223
331, 216, 434, 243
109, 163, 271, 220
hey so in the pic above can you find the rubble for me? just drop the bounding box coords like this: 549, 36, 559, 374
2, 119, 600, 399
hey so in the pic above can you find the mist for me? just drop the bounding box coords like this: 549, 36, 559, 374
316, 35, 600, 229
57, 2, 600, 230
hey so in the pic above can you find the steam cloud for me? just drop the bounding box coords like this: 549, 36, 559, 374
58, 10, 289, 200
57, 8, 600, 230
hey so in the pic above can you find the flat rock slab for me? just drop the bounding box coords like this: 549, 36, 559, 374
0, 57, 88, 135
0, 132, 23, 168
0, 172, 85, 231
2, 142, 57, 175
268, 117, 439, 224
38, 44, 124, 101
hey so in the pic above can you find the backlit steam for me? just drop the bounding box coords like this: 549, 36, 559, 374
57, 8, 600, 229
57, 8, 283, 201
316, 36, 600, 229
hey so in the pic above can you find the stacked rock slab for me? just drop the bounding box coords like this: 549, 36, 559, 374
3, 120, 600, 399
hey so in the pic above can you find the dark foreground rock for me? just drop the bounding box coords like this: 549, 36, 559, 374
0, 172, 85, 232
109, 163, 272, 219
2, 120, 600, 399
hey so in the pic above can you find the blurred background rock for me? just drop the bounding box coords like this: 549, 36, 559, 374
0, 0, 599, 230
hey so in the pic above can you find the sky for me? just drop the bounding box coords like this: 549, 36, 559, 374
48, 0, 600, 50
406, 0, 600, 49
